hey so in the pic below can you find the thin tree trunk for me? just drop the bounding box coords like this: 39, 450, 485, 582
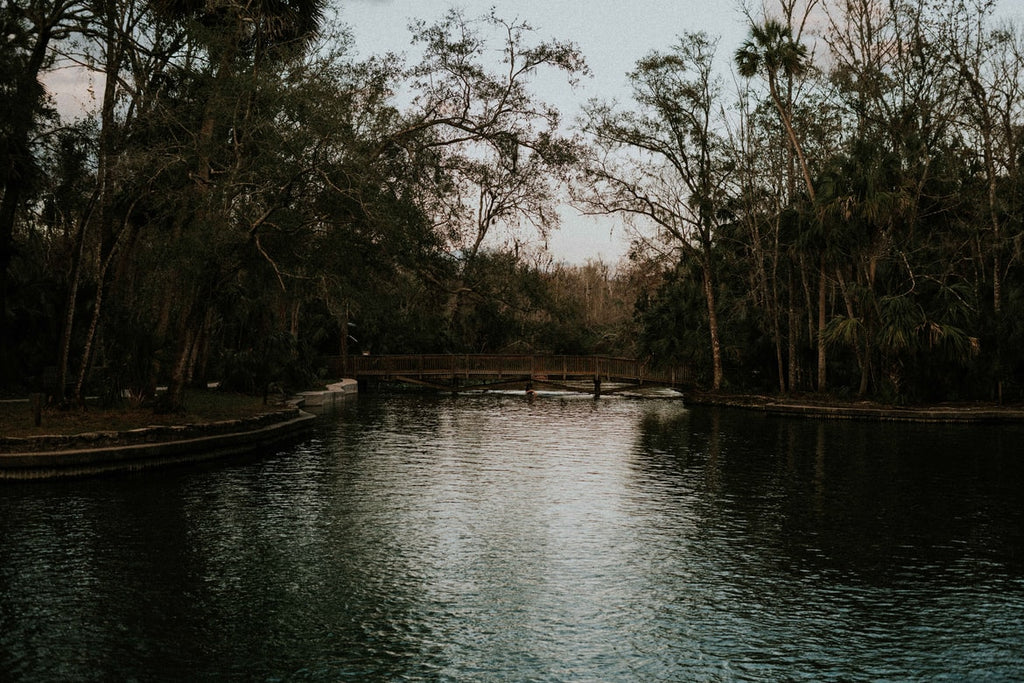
985, 133, 1003, 403
339, 307, 349, 364
193, 308, 216, 388
817, 257, 827, 392
71, 1, 127, 405
166, 332, 195, 412
74, 263, 105, 404
702, 259, 723, 391
290, 299, 301, 339
800, 255, 815, 341
773, 305, 786, 394
56, 194, 98, 404
149, 288, 176, 395
769, 235, 784, 394
769, 76, 816, 204
786, 268, 797, 391
162, 305, 201, 412
57, 252, 83, 404
835, 266, 869, 396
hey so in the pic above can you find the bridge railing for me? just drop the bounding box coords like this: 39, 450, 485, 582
325, 354, 693, 387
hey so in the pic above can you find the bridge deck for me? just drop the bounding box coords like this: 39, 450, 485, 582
324, 354, 692, 395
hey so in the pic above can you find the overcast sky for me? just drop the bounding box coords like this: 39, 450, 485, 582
45, 0, 1024, 265
340, 0, 752, 110
340, 0, 755, 264
339, 0, 1024, 265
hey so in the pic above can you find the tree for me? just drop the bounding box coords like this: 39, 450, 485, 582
819, 0, 978, 399
142, 0, 327, 410
0, 0, 88, 368
736, 15, 831, 392
730, 84, 793, 393
580, 33, 732, 389
390, 10, 586, 346
735, 17, 815, 203
945, 0, 1024, 401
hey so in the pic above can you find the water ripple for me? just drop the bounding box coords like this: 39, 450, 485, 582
1, 396, 1023, 680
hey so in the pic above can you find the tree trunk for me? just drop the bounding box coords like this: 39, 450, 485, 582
162, 308, 200, 412
773, 312, 786, 394
788, 269, 798, 393
74, 264, 105, 404
836, 266, 868, 397
984, 128, 1003, 404
56, 194, 98, 404
290, 299, 301, 339
702, 259, 723, 391
817, 257, 827, 392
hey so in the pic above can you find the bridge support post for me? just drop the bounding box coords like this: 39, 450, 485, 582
593, 376, 602, 398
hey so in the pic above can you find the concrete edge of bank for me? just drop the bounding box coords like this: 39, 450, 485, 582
686, 392, 1024, 423
294, 379, 358, 409
0, 379, 359, 481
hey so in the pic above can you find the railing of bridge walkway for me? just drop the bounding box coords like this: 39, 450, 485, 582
325, 354, 692, 387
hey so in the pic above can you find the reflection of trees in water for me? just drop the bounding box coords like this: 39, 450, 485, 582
635, 405, 693, 461
768, 414, 1024, 578
634, 405, 1024, 578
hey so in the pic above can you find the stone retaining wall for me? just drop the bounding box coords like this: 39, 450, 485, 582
0, 410, 318, 480
0, 408, 303, 454
0, 380, 360, 480
686, 392, 1024, 423
294, 379, 358, 411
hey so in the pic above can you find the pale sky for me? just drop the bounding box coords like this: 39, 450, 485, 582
44, 0, 1024, 265
340, 0, 751, 111
339, 0, 1024, 265
340, 0, 752, 264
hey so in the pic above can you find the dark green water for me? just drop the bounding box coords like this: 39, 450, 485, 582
2, 394, 1023, 681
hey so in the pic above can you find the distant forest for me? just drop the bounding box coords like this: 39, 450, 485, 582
2, 0, 1023, 408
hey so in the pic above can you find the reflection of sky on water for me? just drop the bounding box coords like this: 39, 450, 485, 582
1, 396, 1022, 680
330, 395, 681, 677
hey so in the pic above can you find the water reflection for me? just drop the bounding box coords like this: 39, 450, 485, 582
1, 395, 1023, 680
630, 406, 1024, 679
665, 408, 1024, 575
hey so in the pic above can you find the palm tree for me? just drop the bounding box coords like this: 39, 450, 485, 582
155, 0, 326, 184
736, 19, 829, 392
156, 0, 326, 54
735, 19, 814, 202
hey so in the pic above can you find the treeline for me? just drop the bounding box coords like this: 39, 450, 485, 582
1, 0, 635, 408
582, 0, 1024, 403
2, 0, 1023, 408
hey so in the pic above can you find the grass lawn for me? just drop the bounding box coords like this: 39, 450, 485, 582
0, 390, 280, 439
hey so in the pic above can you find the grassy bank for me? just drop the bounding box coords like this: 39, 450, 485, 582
0, 391, 278, 439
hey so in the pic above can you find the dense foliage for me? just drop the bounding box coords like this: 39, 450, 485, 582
583, 0, 1024, 403
0, 2, 618, 408
2, 0, 1023, 407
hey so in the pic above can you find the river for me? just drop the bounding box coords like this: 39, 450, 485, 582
2, 393, 1023, 681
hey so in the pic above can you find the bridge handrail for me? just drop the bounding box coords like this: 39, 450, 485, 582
325, 354, 692, 386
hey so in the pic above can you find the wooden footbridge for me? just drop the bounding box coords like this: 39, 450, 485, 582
324, 354, 693, 396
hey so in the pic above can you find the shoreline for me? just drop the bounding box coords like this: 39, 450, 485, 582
4, 382, 1021, 481
0, 409, 317, 480
685, 391, 1024, 424
0, 380, 357, 480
